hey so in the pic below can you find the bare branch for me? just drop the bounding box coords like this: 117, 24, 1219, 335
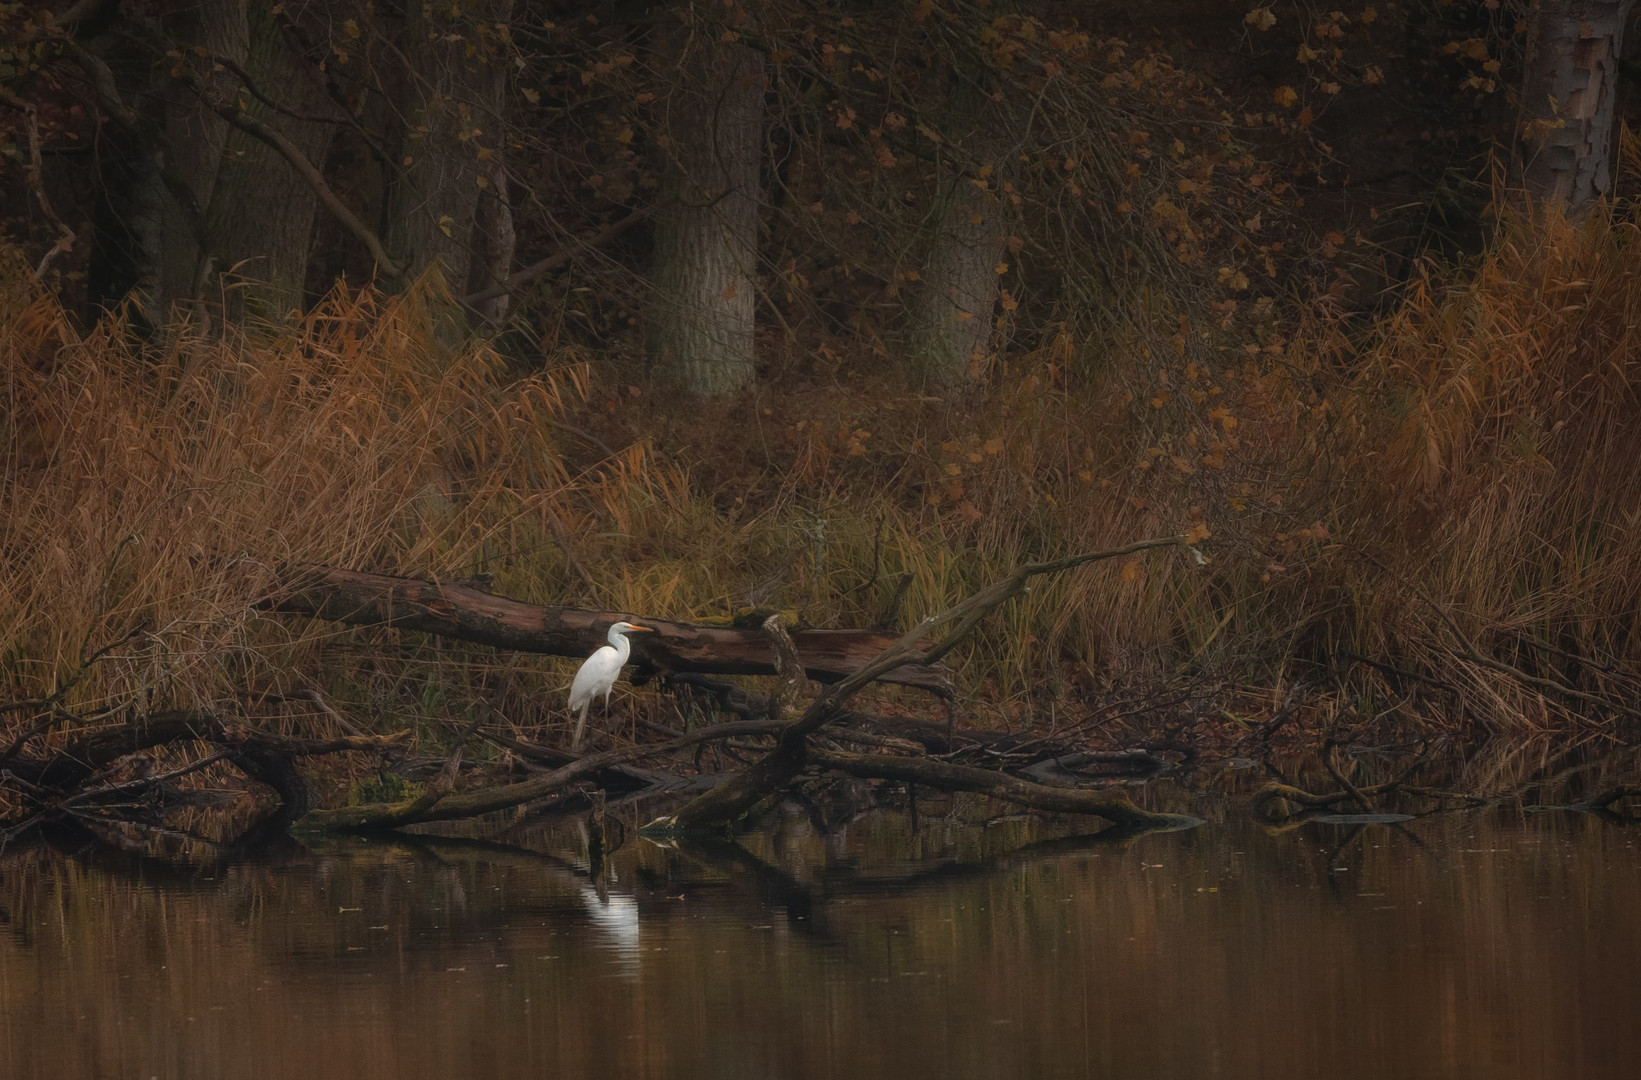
645, 535, 1192, 833
0, 88, 79, 278
169, 69, 407, 281
462, 206, 652, 307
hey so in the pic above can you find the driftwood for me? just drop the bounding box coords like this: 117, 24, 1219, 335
267, 564, 952, 694
5, 539, 1199, 837
2, 710, 406, 789
287, 537, 1196, 833
0, 710, 407, 838
291, 718, 789, 831
643, 536, 1195, 834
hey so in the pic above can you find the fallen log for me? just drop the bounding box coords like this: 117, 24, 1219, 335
2, 710, 410, 792
4, 711, 220, 789
266, 564, 952, 694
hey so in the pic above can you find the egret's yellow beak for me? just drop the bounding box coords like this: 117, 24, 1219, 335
629, 623, 656, 632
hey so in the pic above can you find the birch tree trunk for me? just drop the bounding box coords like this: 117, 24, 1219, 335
1513, 0, 1635, 214
646, 21, 764, 396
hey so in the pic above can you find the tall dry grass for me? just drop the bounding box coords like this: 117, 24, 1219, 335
4, 211, 1640, 745
1313, 213, 1641, 731
0, 262, 615, 731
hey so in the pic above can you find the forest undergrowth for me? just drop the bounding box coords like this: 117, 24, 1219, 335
2, 207, 1639, 810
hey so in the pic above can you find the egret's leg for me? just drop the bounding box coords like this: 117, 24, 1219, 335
571, 701, 590, 751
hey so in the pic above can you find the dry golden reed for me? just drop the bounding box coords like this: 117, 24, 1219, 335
3, 211, 1639, 741
0, 265, 594, 724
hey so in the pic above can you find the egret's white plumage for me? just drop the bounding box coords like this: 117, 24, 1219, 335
568, 621, 654, 748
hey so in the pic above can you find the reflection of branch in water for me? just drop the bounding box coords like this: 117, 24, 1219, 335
648, 813, 1203, 942
1523, 785, 1641, 822
795, 815, 1203, 899
1250, 748, 1434, 823
1581, 786, 1641, 812
1322, 824, 1366, 902
330, 832, 645, 968
652, 836, 830, 940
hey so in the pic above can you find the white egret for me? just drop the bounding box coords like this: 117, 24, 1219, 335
568, 621, 655, 748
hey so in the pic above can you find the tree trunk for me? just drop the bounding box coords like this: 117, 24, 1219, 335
905, 81, 1008, 390
153, 1, 239, 313
466, 157, 516, 327
646, 19, 764, 396
1513, 0, 1635, 214
200, 0, 336, 320
87, 112, 164, 323
385, 1, 513, 293
82, 31, 171, 323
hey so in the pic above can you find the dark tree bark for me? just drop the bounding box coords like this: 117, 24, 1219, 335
87, 112, 165, 322
646, 14, 764, 395
1514, 0, 1635, 214
385, 1, 514, 293
466, 157, 516, 327
81, 31, 171, 322
199, 0, 337, 320
75, 1, 333, 320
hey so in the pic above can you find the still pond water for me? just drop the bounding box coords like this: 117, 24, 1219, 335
2, 793, 1638, 1079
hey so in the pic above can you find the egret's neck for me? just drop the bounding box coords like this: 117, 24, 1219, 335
607, 626, 633, 663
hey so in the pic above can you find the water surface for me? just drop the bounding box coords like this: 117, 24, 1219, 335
2, 800, 1637, 1079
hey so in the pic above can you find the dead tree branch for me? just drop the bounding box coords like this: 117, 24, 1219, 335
462, 206, 652, 308
644, 535, 1193, 834
0, 88, 79, 278
291, 718, 788, 832
803, 747, 1196, 828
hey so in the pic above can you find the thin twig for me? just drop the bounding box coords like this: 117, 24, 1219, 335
0, 87, 79, 278
463, 206, 652, 307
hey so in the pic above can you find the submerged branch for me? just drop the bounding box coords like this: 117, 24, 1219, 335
645, 536, 1193, 833
803, 746, 1195, 829
291, 719, 788, 832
